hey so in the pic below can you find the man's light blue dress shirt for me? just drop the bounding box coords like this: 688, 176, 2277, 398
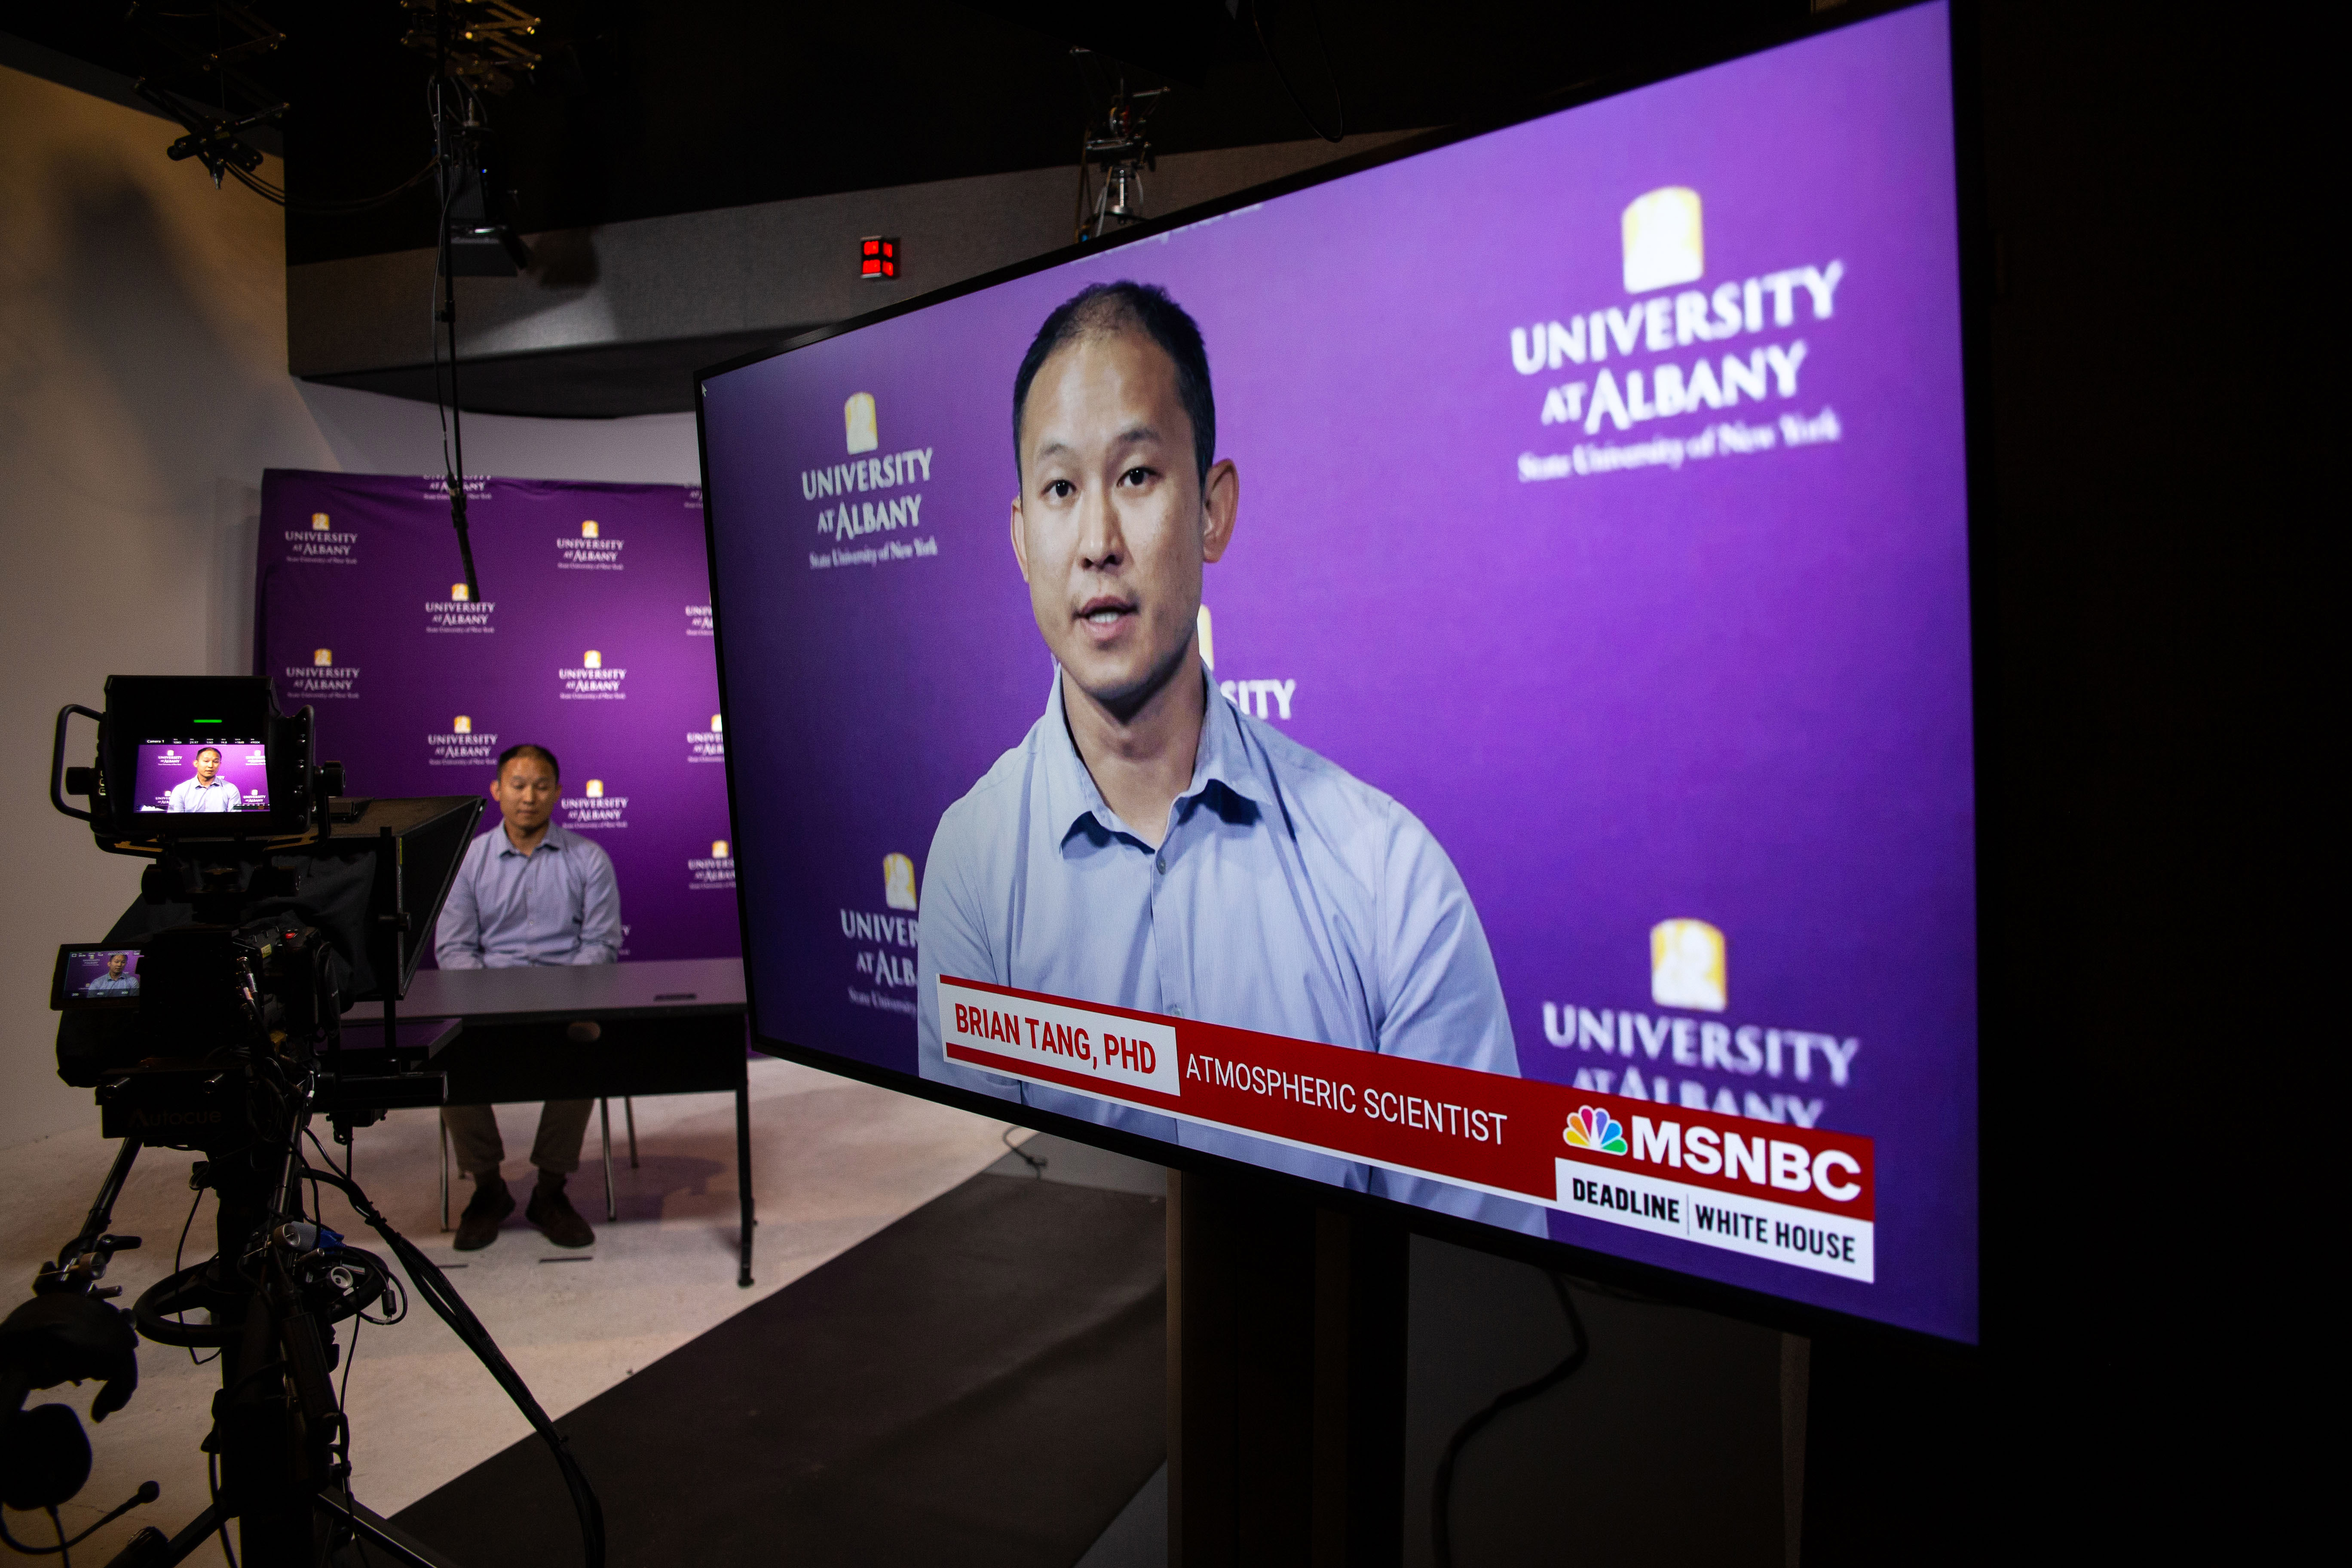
435, 823, 622, 969
165, 777, 241, 812
918, 672, 1544, 1235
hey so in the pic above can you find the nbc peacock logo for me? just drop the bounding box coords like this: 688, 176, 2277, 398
1563, 1106, 1628, 1156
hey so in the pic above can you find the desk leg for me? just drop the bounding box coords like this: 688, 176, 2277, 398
625, 1096, 639, 1168
735, 1065, 755, 1288
600, 1100, 617, 1223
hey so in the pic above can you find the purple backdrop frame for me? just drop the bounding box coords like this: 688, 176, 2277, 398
254, 469, 738, 965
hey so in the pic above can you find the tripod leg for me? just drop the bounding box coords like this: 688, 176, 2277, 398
600, 1099, 616, 1222
315, 1490, 464, 1568
99, 1501, 222, 1568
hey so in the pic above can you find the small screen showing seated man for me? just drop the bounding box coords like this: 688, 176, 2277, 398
135, 739, 269, 813
77, 950, 139, 998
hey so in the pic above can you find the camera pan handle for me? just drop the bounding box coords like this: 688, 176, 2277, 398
52, 704, 101, 821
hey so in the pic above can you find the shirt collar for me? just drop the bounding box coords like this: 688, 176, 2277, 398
494, 822, 568, 858
1040, 665, 1271, 845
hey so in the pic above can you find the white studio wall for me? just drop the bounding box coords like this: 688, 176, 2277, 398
0, 62, 698, 1150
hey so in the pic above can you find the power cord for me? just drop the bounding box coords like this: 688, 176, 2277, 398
300, 1163, 604, 1567
1431, 1272, 1589, 1568
1251, 0, 1346, 143
1000, 1126, 1048, 1178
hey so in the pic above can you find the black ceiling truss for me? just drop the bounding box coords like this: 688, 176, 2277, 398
2, 0, 1807, 267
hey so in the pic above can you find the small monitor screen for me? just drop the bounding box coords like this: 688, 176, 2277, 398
57, 947, 142, 1006
700, 3, 1975, 1341
133, 738, 270, 814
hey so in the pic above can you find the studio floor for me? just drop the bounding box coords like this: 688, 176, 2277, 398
0, 1056, 1066, 1564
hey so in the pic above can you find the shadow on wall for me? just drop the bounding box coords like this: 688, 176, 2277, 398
49, 163, 296, 522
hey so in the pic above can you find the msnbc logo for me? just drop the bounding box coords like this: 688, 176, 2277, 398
1564, 1106, 1627, 1155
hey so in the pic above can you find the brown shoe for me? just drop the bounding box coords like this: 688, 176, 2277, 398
526, 1173, 595, 1249
454, 1174, 514, 1251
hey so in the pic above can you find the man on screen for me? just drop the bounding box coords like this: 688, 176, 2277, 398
83, 953, 136, 997
435, 743, 622, 1251
916, 281, 1540, 1234
164, 747, 239, 812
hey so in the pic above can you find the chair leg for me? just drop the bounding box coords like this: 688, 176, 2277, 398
625, 1096, 639, 1169
600, 1099, 617, 1222
439, 1116, 451, 1233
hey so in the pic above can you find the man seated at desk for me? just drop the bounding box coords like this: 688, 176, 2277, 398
435, 743, 622, 1250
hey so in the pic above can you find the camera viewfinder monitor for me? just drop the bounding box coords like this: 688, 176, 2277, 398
85, 675, 316, 842
52, 946, 144, 1010
698, 0, 1978, 1342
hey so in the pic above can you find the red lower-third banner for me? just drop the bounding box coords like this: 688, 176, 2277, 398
940, 976, 1875, 1281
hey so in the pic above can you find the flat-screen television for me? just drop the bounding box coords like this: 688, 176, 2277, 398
699, 0, 1976, 1344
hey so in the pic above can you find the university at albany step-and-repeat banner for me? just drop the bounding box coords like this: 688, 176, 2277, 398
704, 5, 1975, 1338
255, 469, 738, 964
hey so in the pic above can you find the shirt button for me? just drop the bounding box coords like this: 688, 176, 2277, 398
1155, 855, 1166, 874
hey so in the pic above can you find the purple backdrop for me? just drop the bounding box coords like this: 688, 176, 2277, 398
132, 739, 271, 813
702, 5, 1973, 1338
255, 470, 737, 965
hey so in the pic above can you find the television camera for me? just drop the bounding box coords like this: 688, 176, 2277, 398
2, 677, 602, 1566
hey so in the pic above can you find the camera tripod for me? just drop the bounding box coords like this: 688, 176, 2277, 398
6, 1061, 601, 1568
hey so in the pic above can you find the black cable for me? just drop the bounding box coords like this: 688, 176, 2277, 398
226, 156, 438, 215
1251, 0, 1345, 143
172, 1177, 221, 1367
300, 1164, 603, 1568
1431, 1273, 1589, 1568
0, 1478, 158, 1555
206, 1451, 239, 1568
1000, 1125, 1047, 1177
427, 49, 483, 604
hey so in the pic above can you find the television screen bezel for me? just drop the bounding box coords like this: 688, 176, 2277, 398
693, 0, 1991, 1349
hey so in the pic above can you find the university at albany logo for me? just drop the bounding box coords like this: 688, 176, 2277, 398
312, 648, 333, 666
691, 837, 736, 890
560, 650, 624, 700
557, 518, 623, 571
584, 779, 605, 798
451, 582, 472, 600
1564, 1106, 1628, 1155
310, 512, 331, 530
844, 392, 878, 455
1651, 919, 1726, 1012
883, 852, 918, 913
452, 716, 472, 733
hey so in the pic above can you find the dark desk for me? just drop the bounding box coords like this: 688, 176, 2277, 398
348, 958, 754, 1285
